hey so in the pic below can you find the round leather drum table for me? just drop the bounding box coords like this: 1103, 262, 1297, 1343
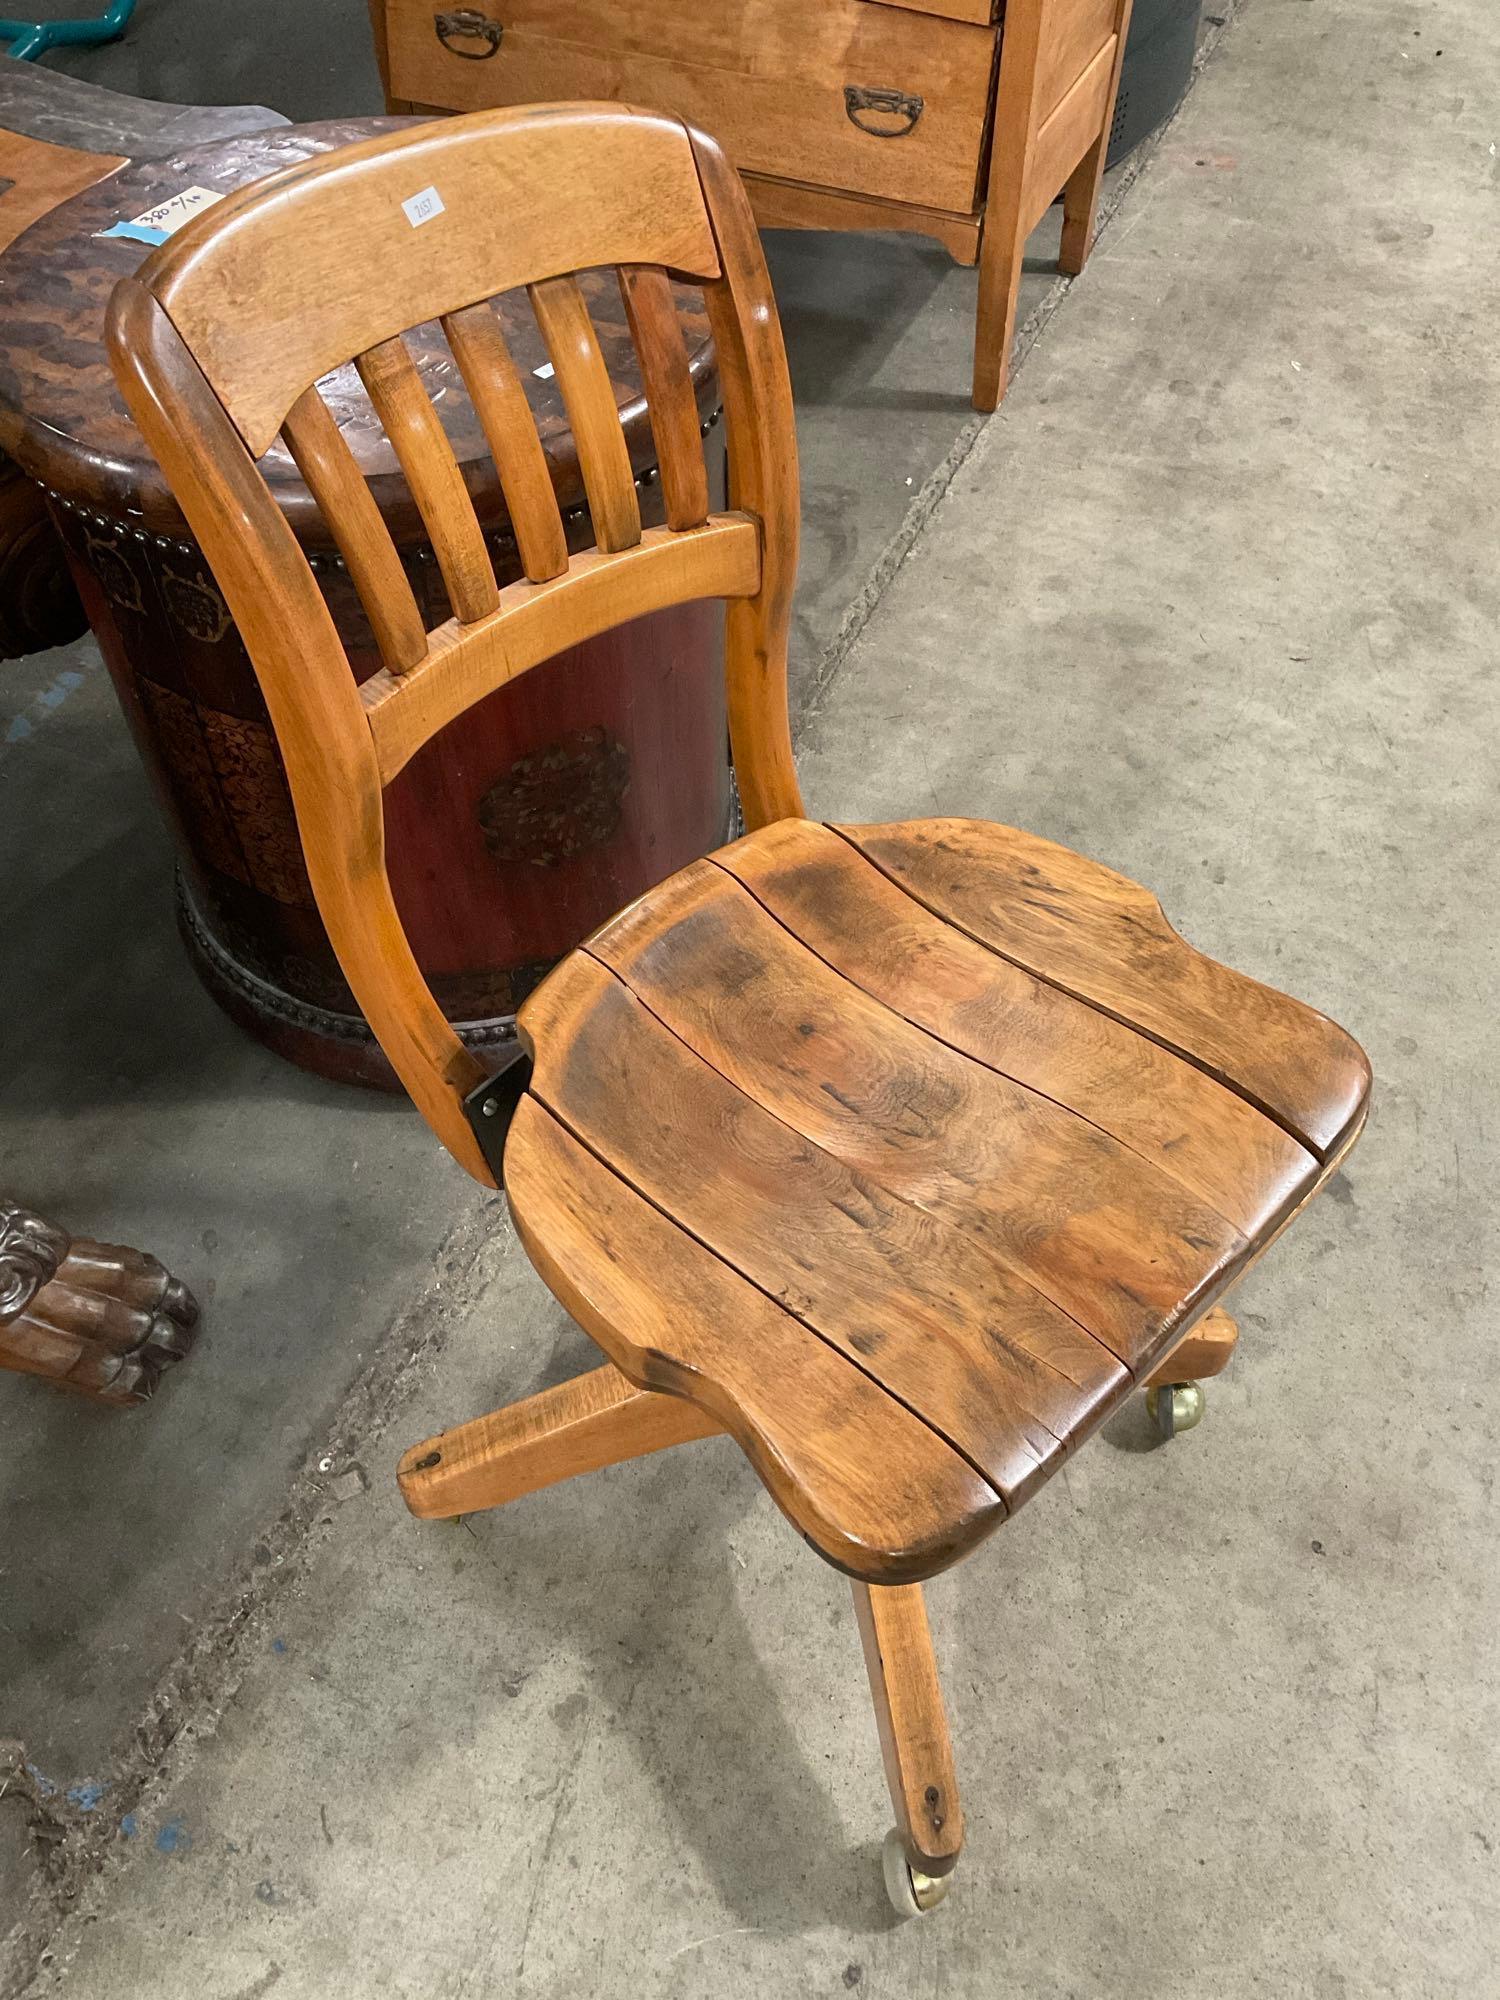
0, 118, 730, 1086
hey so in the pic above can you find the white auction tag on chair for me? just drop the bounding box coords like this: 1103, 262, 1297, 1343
402, 186, 446, 228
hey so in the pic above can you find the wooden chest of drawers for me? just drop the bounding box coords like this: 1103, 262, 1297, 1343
368, 0, 1134, 409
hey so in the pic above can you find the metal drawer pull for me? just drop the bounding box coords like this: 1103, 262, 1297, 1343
434, 8, 504, 57
843, 85, 924, 138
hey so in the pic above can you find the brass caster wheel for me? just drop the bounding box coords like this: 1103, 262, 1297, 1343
881, 1827, 953, 1918
1146, 1381, 1205, 1441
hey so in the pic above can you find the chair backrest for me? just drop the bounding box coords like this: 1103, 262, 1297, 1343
106, 103, 804, 1185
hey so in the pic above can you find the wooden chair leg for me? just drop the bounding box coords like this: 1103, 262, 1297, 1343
1058, 132, 1109, 276
852, 1579, 963, 1895
397, 1363, 722, 1519
1144, 1304, 1240, 1388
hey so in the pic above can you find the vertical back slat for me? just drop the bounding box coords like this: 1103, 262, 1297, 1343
442, 302, 570, 585
355, 335, 500, 625
619, 268, 711, 533
281, 386, 430, 674
529, 275, 642, 555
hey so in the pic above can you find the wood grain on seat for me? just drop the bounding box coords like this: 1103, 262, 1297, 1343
711, 819, 1320, 1229
841, 819, 1369, 1159
521, 954, 1125, 1501
504, 1096, 1007, 1582
510, 815, 1370, 1581
586, 865, 1252, 1366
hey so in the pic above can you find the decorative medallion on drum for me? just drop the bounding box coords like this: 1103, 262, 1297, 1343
82, 530, 145, 616
162, 563, 232, 645
477, 726, 631, 868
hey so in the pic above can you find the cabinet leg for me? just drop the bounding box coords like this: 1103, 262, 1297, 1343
972, 201, 1027, 412
1059, 133, 1108, 276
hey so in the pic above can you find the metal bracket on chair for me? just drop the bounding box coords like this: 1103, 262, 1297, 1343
843, 85, 925, 138
434, 8, 504, 57
462, 1040, 533, 1183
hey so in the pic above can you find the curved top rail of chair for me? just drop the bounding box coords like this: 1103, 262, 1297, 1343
133, 103, 724, 455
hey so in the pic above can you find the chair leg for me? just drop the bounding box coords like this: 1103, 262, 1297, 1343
1145, 1304, 1239, 1389
397, 1363, 722, 1519
852, 1579, 963, 1913
1059, 133, 1108, 276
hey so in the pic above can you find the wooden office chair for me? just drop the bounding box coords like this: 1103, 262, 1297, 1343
107, 104, 1370, 1917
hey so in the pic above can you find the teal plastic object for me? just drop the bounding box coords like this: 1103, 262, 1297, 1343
0, 0, 137, 61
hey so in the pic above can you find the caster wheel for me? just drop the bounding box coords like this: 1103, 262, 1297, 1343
1146, 1381, 1205, 1440
881, 1827, 953, 1918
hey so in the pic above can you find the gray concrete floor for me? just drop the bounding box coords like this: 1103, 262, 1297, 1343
4, 0, 1498, 1991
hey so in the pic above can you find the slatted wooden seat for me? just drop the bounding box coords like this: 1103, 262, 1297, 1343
507, 812, 1366, 1579
105, 102, 1370, 1919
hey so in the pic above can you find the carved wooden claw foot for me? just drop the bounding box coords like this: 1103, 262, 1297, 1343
0, 1198, 201, 1404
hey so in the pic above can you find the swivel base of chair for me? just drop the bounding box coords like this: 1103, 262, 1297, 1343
394, 1306, 1260, 1914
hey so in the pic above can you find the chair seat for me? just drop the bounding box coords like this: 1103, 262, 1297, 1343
506, 817, 1370, 1583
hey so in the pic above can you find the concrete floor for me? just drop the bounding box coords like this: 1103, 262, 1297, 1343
4, 0, 1498, 1991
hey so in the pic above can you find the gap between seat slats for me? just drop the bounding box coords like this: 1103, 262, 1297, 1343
355, 334, 501, 627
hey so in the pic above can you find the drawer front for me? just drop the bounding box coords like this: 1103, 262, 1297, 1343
387, 0, 997, 214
